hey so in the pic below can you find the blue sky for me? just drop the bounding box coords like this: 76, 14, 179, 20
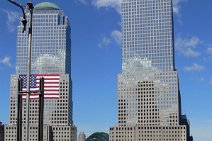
0, 0, 212, 140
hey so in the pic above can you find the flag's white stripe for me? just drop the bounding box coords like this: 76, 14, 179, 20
43, 88, 59, 90
36, 84, 59, 87
23, 88, 39, 91
23, 89, 59, 94
44, 95, 60, 98
36, 80, 59, 83
22, 95, 59, 99
36, 76, 60, 79
24, 84, 60, 89
22, 95, 39, 99
44, 91, 59, 94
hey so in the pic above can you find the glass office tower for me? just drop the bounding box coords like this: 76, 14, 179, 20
109, 0, 193, 141
5, 2, 76, 141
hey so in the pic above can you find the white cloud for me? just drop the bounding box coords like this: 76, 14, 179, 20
209, 78, 212, 85
189, 77, 205, 82
82, 0, 187, 15
32, 51, 65, 72
92, 0, 121, 13
175, 37, 201, 57
111, 30, 122, 45
177, 37, 200, 48
78, 0, 87, 4
98, 30, 121, 48
0, 56, 12, 67
206, 47, 212, 55
98, 37, 111, 48
173, 0, 188, 15
183, 48, 200, 57
183, 63, 205, 72
2, 9, 19, 32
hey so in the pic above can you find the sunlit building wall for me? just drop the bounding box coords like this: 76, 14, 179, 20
5, 2, 76, 141
109, 0, 193, 140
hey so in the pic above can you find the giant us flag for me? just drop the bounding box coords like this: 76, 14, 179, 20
19, 74, 60, 100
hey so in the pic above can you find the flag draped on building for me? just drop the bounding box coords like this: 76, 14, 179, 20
19, 74, 60, 99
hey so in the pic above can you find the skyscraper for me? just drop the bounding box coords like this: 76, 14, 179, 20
78, 132, 86, 141
109, 0, 193, 140
5, 2, 77, 141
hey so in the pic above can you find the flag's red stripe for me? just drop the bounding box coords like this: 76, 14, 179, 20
36, 85, 59, 88
21, 94, 60, 97
37, 74, 60, 76
21, 91, 59, 95
45, 90, 59, 91
35, 86, 59, 88
21, 92, 59, 94
22, 94, 59, 96
36, 78, 59, 80
44, 94, 59, 95
44, 97, 59, 99
36, 82, 59, 84
45, 93, 59, 94
21, 89, 59, 91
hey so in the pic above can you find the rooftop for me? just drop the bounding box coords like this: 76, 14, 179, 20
34, 2, 60, 10
86, 132, 109, 141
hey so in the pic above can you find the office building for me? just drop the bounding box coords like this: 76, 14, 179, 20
78, 132, 86, 141
5, 2, 77, 141
109, 0, 193, 140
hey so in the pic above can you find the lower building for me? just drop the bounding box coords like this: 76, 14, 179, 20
78, 132, 86, 141
110, 115, 192, 141
5, 74, 77, 141
0, 122, 4, 141
110, 125, 187, 141
4, 124, 77, 141
52, 125, 77, 141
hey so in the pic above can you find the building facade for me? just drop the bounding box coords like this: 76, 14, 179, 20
0, 122, 3, 141
109, 0, 193, 141
78, 132, 86, 141
5, 2, 77, 141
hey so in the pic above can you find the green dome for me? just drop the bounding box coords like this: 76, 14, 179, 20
34, 2, 60, 10
86, 132, 109, 141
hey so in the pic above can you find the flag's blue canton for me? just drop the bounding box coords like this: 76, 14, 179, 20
19, 74, 37, 88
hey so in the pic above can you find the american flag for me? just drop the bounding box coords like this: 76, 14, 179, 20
19, 74, 60, 100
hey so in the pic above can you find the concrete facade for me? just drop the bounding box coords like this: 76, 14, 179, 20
78, 132, 86, 141
110, 125, 187, 141
4, 125, 77, 141
5, 2, 77, 141
109, 0, 192, 140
